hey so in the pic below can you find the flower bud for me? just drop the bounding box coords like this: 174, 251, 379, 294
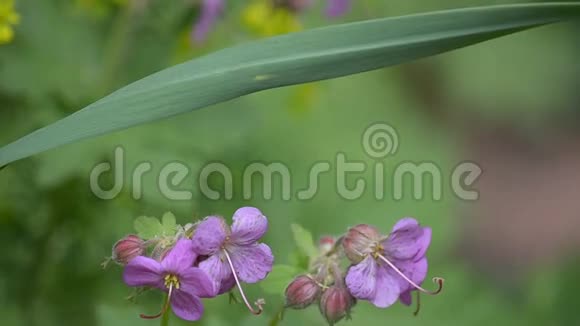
286, 0, 313, 12
319, 286, 356, 325
285, 275, 321, 309
318, 236, 335, 255
112, 235, 144, 265
342, 224, 380, 263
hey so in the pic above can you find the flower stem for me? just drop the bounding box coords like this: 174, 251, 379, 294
160, 301, 170, 326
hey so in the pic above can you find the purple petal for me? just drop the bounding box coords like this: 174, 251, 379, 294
191, 216, 229, 255
345, 257, 377, 300
179, 267, 218, 298
216, 275, 236, 294
170, 289, 204, 321
393, 258, 428, 294
192, 0, 224, 43
161, 239, 197, 274
228, 243, 273, 283
399, 290, 413, 306
123, 256, 163, 288
198, 253, 232, 293
325, 0, 350, 17
230, 207, 268, 245
383, 218, 431, 261
370, 266, 401, 308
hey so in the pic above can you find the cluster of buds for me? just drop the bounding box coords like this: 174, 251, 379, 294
105, 207, 274, 322
284, 219, 444, 325
285, 237, 356, 325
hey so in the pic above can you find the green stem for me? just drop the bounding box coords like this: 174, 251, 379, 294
160, 297, 170, 326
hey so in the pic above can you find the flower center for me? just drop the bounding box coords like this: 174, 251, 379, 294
164, 274, 180, 290
370, 243, 384, 260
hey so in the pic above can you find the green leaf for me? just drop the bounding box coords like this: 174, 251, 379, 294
1, 3, 580, 166
161, 212, 177, 237
288, 250, 311, 271
291, 224, 318, 259
260, 265, 302, 295
134, 216, 164, 240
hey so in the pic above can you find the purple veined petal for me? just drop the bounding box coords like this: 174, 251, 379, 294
170, 289, 204, 321
217, 275, 236, 294
198, 253, 232, 292
345, 256, 378, 300
161, 239, 197, 274
192, 0, 225, 43
383, 218, 431, 261
230, 207, 268, 245
325, 0, 351, 17
179, 267, 218, 298
191, 216, 229, 255
123, 256, 163, 288
228, 243, 273, 283
370, 265, 401, 308
392, 257, 428, 294
399, 290, 413, 306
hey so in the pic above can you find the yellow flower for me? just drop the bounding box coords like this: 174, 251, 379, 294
0, 0, 20, 44
242, 0, 302, 37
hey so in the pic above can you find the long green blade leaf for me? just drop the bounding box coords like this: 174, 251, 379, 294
1, 3, 579, 166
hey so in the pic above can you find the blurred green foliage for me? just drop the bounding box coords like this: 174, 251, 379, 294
1, 0, 580, 325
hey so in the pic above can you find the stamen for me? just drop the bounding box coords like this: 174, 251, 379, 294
377, 253, 444, 295
222, 249, 265, 315
139, 283, 173, 319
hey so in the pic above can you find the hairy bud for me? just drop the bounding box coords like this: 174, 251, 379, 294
112, 235, 144, 265
319, 286, 356, 325
318, 236, 336, 255
342, 224, 380, 263
285, 275, 321, 309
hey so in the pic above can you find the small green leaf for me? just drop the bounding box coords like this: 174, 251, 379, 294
134, 216, 164, 240
260, 265, 301, 295
287, 250, 310, 271
161, 212, 177, 237
290, 224, 318, 259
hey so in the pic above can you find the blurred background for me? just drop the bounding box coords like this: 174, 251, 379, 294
1, 0, 580, 325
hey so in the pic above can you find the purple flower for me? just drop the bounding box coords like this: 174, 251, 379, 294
123, 239, 217, 321
191, 207, 274, 314
343, 218, 443, 309
192, 0, 225, 43
325, 0, 351, 17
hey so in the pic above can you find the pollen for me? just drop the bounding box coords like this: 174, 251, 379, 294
164, 274, 180, 290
